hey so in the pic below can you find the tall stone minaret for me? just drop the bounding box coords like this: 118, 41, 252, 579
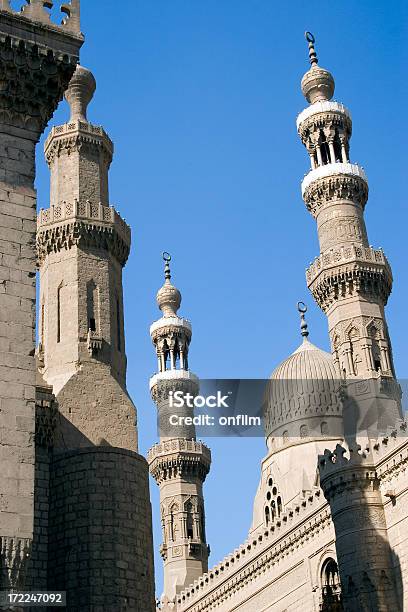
148, 254, 211, 605
37, 65, 137, 451
297, 32, 401, 432
297, 34, 401, 611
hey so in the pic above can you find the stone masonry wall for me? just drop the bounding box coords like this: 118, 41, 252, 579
48, 447, 155, 612
0, 130, 37, 546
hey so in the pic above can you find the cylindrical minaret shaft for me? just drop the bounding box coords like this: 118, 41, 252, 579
148, 254, 211, 604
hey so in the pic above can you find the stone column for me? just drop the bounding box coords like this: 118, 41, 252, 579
0, 4, 82, 589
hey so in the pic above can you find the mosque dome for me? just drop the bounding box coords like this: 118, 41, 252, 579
263, 304, 342, 447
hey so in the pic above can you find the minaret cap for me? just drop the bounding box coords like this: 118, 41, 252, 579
301, 32, 335, 104
156, 252, 182, 317
65, 64, 96, 123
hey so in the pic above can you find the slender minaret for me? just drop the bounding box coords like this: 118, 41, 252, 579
297, 34, 401, 610
148, 254, 211, 604
37, 65, 137, 451
297, 32, 401, 434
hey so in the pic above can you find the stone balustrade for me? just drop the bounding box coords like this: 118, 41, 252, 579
44, 120, 113, 154
306, 245, 390, 285
147, 439, 211, 464
37, 200, 130, 243
297, 100, 351, 130
150, 316, 192, 336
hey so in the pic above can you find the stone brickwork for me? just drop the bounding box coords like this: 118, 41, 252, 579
0, 4, 82, 588
48, 447, 155, 612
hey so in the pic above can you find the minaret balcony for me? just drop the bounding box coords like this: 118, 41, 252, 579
150, 316, 192, 338
149, 369, 199, 390
37, 200, 131, 266
44, 120, 113, 160
301, 162, 367, 197
297, 100, 351, 131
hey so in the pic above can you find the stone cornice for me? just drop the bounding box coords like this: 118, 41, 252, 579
297, 101, 351, 131
177, 492, 331, 611
0, 7, 83, 136
37, 201, 131, 266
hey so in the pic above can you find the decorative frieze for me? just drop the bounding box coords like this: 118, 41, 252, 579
148, 439, 211, 484
44, 120, 113, 166
0, 537, 32, 591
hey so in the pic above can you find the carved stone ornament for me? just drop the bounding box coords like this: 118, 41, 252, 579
0, 5, 83, 134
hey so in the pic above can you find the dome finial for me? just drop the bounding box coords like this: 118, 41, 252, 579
156, 252, 181, 317
297, 301, 309, 338
305, 31, 318, 67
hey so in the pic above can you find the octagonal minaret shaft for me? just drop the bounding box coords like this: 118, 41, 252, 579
37, 66, 137, 452
297, 33, 395, 383
148, 254, 211, 604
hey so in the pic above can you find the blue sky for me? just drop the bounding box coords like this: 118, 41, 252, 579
33, 0, 407, 595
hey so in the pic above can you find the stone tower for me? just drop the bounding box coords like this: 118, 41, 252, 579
297, 34, 401, 611
148, 254, 211, 605
0, 0, 82, 590
37, 65, 137, 450
32, 65, 156, 610
297, 32, 401, 435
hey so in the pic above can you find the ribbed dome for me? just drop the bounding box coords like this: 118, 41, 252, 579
272, 337, 337, 381
264, 337, 342, 443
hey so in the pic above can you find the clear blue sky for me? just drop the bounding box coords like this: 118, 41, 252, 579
32, 0, 407, 595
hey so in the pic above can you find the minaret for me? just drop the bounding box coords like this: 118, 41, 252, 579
297, 32, 401, 434
148, 254, 211, 604
36, 65, 137, 451
297, 34, 401, 610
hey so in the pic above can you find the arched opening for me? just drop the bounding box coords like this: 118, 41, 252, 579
333, 129, 343, 162
264, 506, 270, 526
319, 130, 331, 165
277, 496, 282, 517
320, 558, 342, 611
185, 501, 194, 539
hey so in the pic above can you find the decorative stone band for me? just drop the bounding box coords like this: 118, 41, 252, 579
301, 162, 367, 198
160, 541, 209, 563
150, 369, 199, 390
44, 120, 113, 165
148, 439, 212, 484
0, 0, 81, 35
297, 100, 352, 131
176, 490, 330, 611
37, 201, 131, 266
0, 536, 32, 590
0, 17, 81, 134
307, 247, 393, 312
150, 316, 192, 337
150, 370, 200, 404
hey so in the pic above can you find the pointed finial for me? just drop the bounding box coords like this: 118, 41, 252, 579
297, 301, 309, 338
163, 251, 172, 282
305, 31, 318, 66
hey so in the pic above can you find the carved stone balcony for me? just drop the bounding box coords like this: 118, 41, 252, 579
148, 439, 211, 484
36, 200, 131, 266
297, 101, 351, 131
306, 246, 393, 312
302, 162, 367, 197
150, 316, 192, 338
